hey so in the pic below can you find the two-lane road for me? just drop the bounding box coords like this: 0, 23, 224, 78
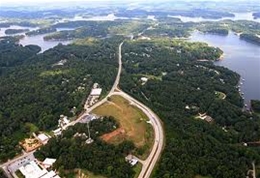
69, 41, 164, 178
113, 91, 164, 178
70, 41, 164, 178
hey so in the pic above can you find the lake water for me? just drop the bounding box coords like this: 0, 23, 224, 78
58, 13, 130, 22
169, 12, 260, 23
189, 31, 260, 105
0, 26, 73, 52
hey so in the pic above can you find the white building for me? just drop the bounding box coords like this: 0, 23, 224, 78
58, 115, 70, 129
37, 134, 49, 145
53, 128, 62, 137
90, 88, 102, 96
18, 160, 60, 178
42, 158, 56, 169
140, 77, 148, 83
19, 161, 47, 178
125, 155, 138, 166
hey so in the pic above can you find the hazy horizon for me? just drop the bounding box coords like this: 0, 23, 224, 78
1, 0, 259, 6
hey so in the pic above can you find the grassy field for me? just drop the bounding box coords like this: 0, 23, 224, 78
194, 176, 212, 178
215, 91, 226, 100
133, 163, 143, 178
92, 95, 154, 158
63, 169, 106, 178
77, 170, 106, 178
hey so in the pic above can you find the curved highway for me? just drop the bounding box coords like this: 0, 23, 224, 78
108, 42, 164, 178
67, 41, 164, 178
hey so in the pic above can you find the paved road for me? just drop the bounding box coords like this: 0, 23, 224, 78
0, 151, 35, 178
113, 91, 164, 178
68, 41, 164, 178
109, 42, 123, 93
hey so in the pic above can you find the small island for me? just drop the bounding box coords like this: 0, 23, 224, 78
202, 28, 229, 36
5, 28, 29, 35
25, 27, 57, 36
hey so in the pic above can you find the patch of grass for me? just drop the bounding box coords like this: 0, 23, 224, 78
215, 91, 226, 100
73, 38, 99, 46
92, 95, 154, 158
194, 175, 212, 178
25, 123, 39, 133
109, 21, 150, 35
71, 169, 106, 178
134, 74, 162, 81
15, 170, 25, 178
133, 163, 142, 178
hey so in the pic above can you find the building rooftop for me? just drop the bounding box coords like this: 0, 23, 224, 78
90, 88, 102, 96
42, 158, 56, 168
37, 134, 49, 143
19, 161, 47, 178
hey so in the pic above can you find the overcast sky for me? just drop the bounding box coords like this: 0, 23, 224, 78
0, 0, 256, 6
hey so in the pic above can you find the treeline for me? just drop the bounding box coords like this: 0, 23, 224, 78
115, 8, 234, 19
0, 36, 122, 162
35, 117, 136, 178
240, 33, 260, 45
46, 20, 150, 40
120, 39, 260, 178
252, 100, 260, 113
200, 28, 229, 36
44, 26, 107, 41
0, 9, 82, 19
0, 21, 38, 28
5, 28, 29, 35
26, 27, 57, 36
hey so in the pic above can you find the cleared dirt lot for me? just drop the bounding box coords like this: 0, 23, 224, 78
92, 95, 153, 152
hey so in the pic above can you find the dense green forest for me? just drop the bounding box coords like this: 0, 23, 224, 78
35, 116, 136, 178
120, 39, 260, 178
45, 20, 150, 40
252, 100, 260, 113
240, 33, 260, 45
0, 36, 122, 162
115, 9, 234, 19
1, 5, 260, 177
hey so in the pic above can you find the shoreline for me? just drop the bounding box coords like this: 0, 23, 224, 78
218, 53, 225, 60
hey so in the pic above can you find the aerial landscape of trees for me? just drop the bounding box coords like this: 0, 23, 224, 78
0, 36, 120, 162
120, 39, 260, 178
1, 1, 260, 177
35, 117, 136, 178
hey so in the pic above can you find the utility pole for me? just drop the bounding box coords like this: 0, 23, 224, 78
86, 121, 93, 144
